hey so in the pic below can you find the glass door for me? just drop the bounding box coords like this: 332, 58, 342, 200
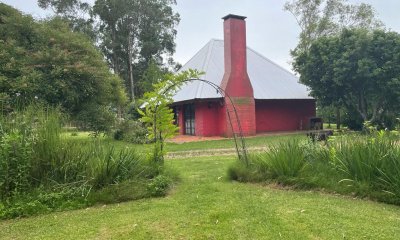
184, 104, 195, 135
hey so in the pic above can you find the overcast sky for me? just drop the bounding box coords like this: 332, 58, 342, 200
1, 0, 400, 72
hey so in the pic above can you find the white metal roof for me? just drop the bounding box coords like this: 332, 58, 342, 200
173, 39, 313, 103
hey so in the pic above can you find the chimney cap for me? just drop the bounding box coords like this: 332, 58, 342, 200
222, 14, 247, 21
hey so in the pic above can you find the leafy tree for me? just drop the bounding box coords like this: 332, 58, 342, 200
37, 0, 95, 40
285, 0, 383, 128
284, 0, 382, 57
0, 3, 127, 122
38, 0, 180, 103
139, 58, 165, 95
139, 70, 200, 164
295, 28, 400, 128
93, 0, 180, 101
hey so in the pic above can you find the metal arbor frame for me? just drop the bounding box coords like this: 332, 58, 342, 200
157, 78, 249, 165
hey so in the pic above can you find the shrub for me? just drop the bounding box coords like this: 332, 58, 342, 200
113, 119, 147, 144
76, 104, 116, 136
147, 175, 172, 197
227, 160, 266, 182
0, 105, 63, 198
0, 129, 32, 199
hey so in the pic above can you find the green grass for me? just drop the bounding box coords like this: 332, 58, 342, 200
229, 132, 400, 205
165, 133, 306, 152
1, 155, 400, 239
1, 107, 167, 219
323, 123, 338, 129
64, 131, 307, 154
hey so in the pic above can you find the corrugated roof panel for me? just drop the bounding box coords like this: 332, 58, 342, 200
173, 39, 312, 103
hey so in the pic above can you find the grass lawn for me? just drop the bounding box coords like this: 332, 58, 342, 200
64, 131, 308, 154
166, 133, 306, 152
1, 155, 400, 239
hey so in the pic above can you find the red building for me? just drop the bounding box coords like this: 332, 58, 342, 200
172, 14, 316, 137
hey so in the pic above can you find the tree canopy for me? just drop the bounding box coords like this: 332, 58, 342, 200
285, 0, 382, 57
294, 28, 400, 127
39, 0, 180, 102
285, 0, 387, 128
0, 3, 127, 116
37, 0, 95, 40
92, 0, 180, 101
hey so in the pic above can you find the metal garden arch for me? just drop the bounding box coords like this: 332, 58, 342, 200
155, 78, 249, 165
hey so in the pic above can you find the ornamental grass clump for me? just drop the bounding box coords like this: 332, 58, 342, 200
331, 134, 388, 183
262, 140, 307, 179
0, 105, 164, 219
230, 140, 308, 184
229, 131, 400, 205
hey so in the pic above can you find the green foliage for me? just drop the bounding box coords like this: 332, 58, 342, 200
2, 155, 400, 239
0, 105, 63, 197
227, 160, 267, 183
0, 129, 32, 197
230, 132, 400, 205
76, 104, 116, 136
146, 175, 173, 197
0, 187, 87, 219
87, 180, 149, 204
259, 140, 307, 179
89, 145, 146, 188
139, 59, 165, 94
0, 3, 127, 126
37, 0, 95, 40
284, 0, 382, 57
113, 119, 148, 143
139, 69, 200, 164
295, 28, 400, 129
93, 0, 180, 100
0, 105, 171, 219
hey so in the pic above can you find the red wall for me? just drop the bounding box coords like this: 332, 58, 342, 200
195, 101, 222, 136
255, 99, 316, 132
175, 99, 316, 136
222, 98, 256, 137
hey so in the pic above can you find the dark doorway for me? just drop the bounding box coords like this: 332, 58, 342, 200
184, 103, 195, 135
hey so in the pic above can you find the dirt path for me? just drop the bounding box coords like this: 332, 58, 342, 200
166, 146, 269, 158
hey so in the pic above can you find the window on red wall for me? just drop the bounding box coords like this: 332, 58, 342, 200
183, 104, 195, 135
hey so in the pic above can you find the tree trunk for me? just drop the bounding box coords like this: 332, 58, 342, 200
127, 33, 135, 103
111, 27, 119, 75
336, 106, 341, 129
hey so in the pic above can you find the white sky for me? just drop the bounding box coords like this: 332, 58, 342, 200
1, 0, 400, 72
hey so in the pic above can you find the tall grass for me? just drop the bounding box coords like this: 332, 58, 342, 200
0, 105, 166, 218
229, 140, 315, 184
247, 140, 307, 182
229, 131, 400, 205
332, 133, 391, 183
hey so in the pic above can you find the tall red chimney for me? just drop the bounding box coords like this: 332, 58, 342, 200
220, 14, 256, 136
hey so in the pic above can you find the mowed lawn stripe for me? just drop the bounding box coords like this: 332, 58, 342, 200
1, 156, 400, 239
